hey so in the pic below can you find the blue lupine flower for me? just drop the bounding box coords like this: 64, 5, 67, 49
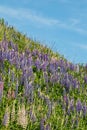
76, 100, 82, 113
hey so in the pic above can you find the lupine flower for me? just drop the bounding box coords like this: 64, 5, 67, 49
76, 100, 82, 113
35, 58, 41, 70
2, 105, 10, 127
41, 61, 48, 71
27, 56, 33, 66
63, 95, 69, 106
49, 63, 55, 74
17, 104, 28, 129
72, 79, 78, 88
25, 81, 34, 103
28, 66, 33, 77
69, 63, 75, 71
43, 54, 49, 61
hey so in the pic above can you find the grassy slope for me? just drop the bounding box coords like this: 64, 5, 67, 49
0, 18, 87, 130
0, 19, 62, 58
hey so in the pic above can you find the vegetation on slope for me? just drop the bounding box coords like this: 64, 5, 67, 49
0, 18, 87, 130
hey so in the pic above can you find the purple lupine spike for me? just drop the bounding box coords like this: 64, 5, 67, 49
72, 79, 77, 88
41, 61, 48, 72
60, 66, 66, 73
76, 99, 82, 113
69, 63, 75, 71
35, 58, 41, 70
43, 54, 48, 61
22, 68, 28, 81
26, 82, 34, 103
38, 52, 43, 61
2, 112, 9, 126
63, 95, 69, 107
28, 66, 33, 77
49, 63, 55, 74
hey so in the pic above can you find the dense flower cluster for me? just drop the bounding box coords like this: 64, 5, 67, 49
0, 30, 87, 129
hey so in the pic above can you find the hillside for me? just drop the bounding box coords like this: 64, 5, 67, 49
0, 18, 87, 130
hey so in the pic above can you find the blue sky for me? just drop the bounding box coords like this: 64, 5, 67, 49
0, 0, 87, 64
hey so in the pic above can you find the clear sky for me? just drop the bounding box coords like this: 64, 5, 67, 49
0, 0, 87, 64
